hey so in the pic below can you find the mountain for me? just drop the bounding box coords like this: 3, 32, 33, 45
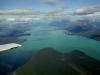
48, 20, 100, 41
66, 22, 94, 33
8, 48, 100, 75
64, 21, 100, 41
66, 29, 100, 41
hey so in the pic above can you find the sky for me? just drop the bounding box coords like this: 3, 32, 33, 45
0, 0, 100, 11
0, 0, 100, 22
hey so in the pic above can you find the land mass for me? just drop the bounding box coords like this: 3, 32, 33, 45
66, 29, 100, 41
8, 48, 100, 75
0, 37, 26, 45
48, 19, 100, 41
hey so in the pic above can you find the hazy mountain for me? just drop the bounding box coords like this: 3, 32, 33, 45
66, 29, 100, 41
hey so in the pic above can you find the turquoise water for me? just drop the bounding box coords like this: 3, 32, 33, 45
0, 25, 100, 74
15, 26, 100, 60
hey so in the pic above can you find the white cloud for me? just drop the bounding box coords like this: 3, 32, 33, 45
0, 8, 64, 16
0, 8, 66, 22
0, 6, 100, 23
74, 6, 100, 15
7, 18, 16, 22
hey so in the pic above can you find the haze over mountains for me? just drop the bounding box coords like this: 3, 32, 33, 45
48, 19, 100, 41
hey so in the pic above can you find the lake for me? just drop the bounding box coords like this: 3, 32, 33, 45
19, 26, 100, 60
0, 25, 100, 74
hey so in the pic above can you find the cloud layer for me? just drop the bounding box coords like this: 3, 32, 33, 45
0, 6, 100, 23
0, 8, 64, 15
75, 6, 100, 15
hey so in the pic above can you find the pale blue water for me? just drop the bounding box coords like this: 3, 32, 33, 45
17, 26, 100, 60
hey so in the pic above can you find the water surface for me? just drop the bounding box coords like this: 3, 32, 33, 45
18, 26, 100, 60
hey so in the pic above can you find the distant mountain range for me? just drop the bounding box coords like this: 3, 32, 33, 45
66, 28, 100, 41
48, 19, 100, 41
8, 48, 100, 75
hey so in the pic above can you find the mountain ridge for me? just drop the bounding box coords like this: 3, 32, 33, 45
8, 48, 100, 75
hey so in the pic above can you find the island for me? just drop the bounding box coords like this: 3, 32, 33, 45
0, 43, 22, 52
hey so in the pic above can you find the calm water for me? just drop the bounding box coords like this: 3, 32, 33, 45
19, 26, 100, 60
0, 25, 100, 74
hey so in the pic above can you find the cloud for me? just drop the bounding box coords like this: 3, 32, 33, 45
0, 6, 100, 38
0, 6, 100, 23
0, 0, 70, 22
0, 8, 64, 16
37, 0, 69, 12
74, 6, 100, 15
39, 0, 59, 5
61, 5, 70, 9
0, 8, 67, 22
0, 18, 6, 22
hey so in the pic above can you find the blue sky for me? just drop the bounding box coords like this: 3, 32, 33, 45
0, 0, 100, 11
